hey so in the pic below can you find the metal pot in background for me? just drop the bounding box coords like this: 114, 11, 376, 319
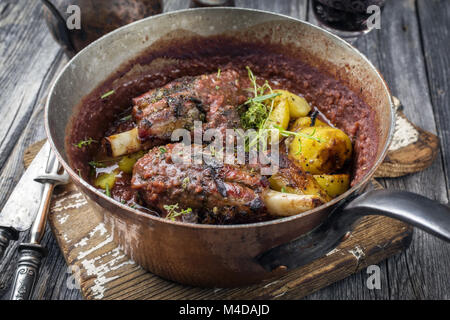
41, 0, 163, 56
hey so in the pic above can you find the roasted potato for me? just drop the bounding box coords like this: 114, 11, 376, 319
269, 173, 330, 201
269, 174, 298, 194
272, 89, 311, 118
267, 98, 290, 129
314, 174, 350, 198
289, 127, 352, 174
269, 163, 331, 202
94, 170, 118, 190
118, 151, 145, 174
266, 98, 290, 141
289, 116, 328, 132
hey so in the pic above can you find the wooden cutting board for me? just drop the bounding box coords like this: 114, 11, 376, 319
23, 102, 438, 300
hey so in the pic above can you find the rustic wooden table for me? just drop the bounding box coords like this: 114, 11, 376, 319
0, 0, 448, 300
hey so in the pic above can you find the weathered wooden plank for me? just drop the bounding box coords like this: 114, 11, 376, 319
163, 0, 190, 12
0, 72, 83, 300
235, 0, 308, 19
306, 0, 450, 300
417, 0, 450, 198
0, 0, 62, 169
362, 0, 450, 300
164, 0, 308, 18
0, 0, 81, 301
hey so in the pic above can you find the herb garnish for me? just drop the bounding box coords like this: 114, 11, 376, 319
238, 67, 323, 154
217, 68, 221, 78
120, 115, 132, 121
238, 67, 282, 151
105, 184, 111, 197
273, 125, 322, 155
163, 204, 192, 221
74, 138, 97, 148
182, 177, 190, 189
240, 66, 281, 130
159, 146, 167, 155
101, 90, 115, 99
244, 92, 281, 106
88, 161, 105, 168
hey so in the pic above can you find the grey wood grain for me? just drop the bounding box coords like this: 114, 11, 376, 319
235, 0, 308, 19
305, 0, 450, 300
417, 0, 450, 198
0, 0, 448, 300
0, 0, 82, 300
163, 0, 190, 12
0, 0, 61, 170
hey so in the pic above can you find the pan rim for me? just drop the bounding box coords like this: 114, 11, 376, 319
45, 7, 395, 231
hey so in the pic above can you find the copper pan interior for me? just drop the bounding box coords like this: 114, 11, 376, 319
45, 8, 394, 230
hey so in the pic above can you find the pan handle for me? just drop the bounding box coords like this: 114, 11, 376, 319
257, 190, 450, 272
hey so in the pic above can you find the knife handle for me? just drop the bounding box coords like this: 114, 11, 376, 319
0, 226, 19, 260
10, 243, 47, 300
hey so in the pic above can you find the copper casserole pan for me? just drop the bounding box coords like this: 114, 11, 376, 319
45, 8, 450, 287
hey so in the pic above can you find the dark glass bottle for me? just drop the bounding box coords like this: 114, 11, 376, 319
311, 0, 386, 42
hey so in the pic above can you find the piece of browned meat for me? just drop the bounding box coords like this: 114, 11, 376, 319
131, 143, 271, 224
132, 69, 248, 142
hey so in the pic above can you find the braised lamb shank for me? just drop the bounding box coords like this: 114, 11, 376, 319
132, 69, 248, 142
132, 143, 271, 224
104, 70, 325, 224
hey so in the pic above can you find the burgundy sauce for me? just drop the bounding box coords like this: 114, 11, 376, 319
66, 36, 379, 220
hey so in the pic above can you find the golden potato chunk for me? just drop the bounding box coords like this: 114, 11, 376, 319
94, 171, 117, 190
269, 173, 329, 201
269, 164, 331, 202
267, 98, 290, 129
272, 89, 311, 118
289, 127, 352, 174
265, 98, 290, 142
289, 116, 328, 132
118, 151, 145, 174
314, 174, 350, 198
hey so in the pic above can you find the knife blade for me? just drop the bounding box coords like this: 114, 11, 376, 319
0, 142, 50, 231
0, 141, 51, 259
10, 150, 69, 300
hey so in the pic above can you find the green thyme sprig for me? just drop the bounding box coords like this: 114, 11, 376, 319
182, 177, 190, 189
238, 67, 283, 152
163, 204, 192, 221
73, 138, 98, 148
240, 66, 281, 130
273, 125, 322, 155
101, 90, 115, 99
120, 115, 132, 121
88, 161, 106, 168
105, 184, 111, 197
